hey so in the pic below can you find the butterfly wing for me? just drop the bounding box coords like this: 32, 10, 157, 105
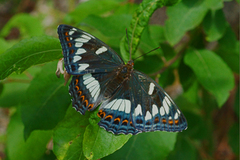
129, 71, 187, 133
57, 24, 124, 75
97, 70, 187, 134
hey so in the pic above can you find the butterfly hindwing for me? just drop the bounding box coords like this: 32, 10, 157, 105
130, 71, 187, 132
57, 25, 124, 75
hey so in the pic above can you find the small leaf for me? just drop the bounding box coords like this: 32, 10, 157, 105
21, 62, 70, 140
164, 0, 208, 45
7, 109, 52, 160
103, 132, 177, 160
184, 49, 234, 106
83, 115, 131, 160
0, 36, 62, 80
203, 9, 227, 42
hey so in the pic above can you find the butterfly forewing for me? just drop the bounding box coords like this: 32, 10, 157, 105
57, 25, 124, 75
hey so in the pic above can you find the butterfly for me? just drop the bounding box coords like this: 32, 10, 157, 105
57, 24, 187, 135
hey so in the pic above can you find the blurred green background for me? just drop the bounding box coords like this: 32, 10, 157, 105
0, 0, 239, 160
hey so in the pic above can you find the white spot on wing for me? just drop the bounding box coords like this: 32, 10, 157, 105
75, 42, 83, 47
162, 97, 170, 114
152, 104, 158, 117
82, 73, 100, 101
78, 64, 89, 71
83, 32, 95, 39
134, 104, 142, 116
112, 99, 122, 110
145, 111, 152, 121
96, 46, 107, 55
160, 107, 165, 116
69, 30, 74, 35
75, 37, 89, 43
148, 83, 155, 95
81, 35, 91, 40
76, 48, 86, 55
174, 112, 179, 119
73, 56, 82, 63
124, 100, 131, 114
72, 28, 77, 31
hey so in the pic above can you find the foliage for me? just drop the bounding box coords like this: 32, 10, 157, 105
0, 0, 238, 160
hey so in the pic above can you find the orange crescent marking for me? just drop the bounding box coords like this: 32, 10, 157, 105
168, 119, 173, 125
122, 119, 128, 124
81, 95, 85, 101
114, 117, 121, 122
70, 49, 74, 54
105, 115, 113, 119
84, 100, 88, 107
154, 117, 159, 123
88, 104, 94, 110
174, 119, 179, 125
66, 37, 70, 41
75, 86, 79, 91
64, 32, 69, 36
75, 79, 79, 85
162, 118, 167, 124
68, 43, 72, 47
78, 91, 82, 96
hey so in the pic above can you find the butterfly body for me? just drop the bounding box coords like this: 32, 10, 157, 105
57, 24, 187, 135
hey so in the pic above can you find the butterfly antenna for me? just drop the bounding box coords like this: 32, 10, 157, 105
133, 46, 161, 61
126, 28, 132, 60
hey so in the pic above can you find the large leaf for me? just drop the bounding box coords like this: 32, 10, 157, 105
203, 9, 227, 42
103, 132, 177, 160
21, 62, 70, 140
184, 49, 234, 106
53, 106, 90, 160
164, 0, 208, 45
7, 109, 52, 160
83, 113, 131, 160
0, 36, 62, 80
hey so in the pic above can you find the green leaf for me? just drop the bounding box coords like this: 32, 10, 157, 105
121, 0, 164, 62
164, 0, 208, 45
184, 49, 234, 106
83, 111, 131, 160
0, 13, 44, 38
53, 106, 90, 160
167, 136, 197, 160
65, 0, 121, 24
103, 132, 177, 160
81, 14, 132, 38
204, 0, 224, 10
216, 25, 239, 73
0, 36, 62, 80
0, 38, 14, 54
203, 9, 227, 42
21, 62, 70, 140
6, 109, 52, 160
228, 123, 239, 156
149, 25, 166, 43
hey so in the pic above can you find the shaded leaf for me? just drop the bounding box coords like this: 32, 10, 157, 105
103, 132, 177, 160
0, 36, 62, 80
184, 49, 234, 106
203, 9, 227, 42
7, 109, 52, 160
216, 25, 239, 73
0, 13, 44, 38
21, 62, 70, 140
164, 0, 208, 45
